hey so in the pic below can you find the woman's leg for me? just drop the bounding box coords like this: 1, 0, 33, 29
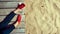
0, 2, 25, 27
1, 14, 21, 34
0, 9, 22, 29
1, 24, 15, 34
0, 11, 16, 29
0, 2, 25, 32
0, 11, 16, 25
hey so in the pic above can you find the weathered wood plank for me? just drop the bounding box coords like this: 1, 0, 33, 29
9, 21, 25, 28
0, 2, 20, 9
9, 22, 25, 34
0, 0, 24, 2
0, 21, 25, 29
0, 9, 14, 15
0, 0, 25, 34
10, 32, 25, 34
0, 9, 24, 15
0, 15, 25, 22
10, 29, 25, 34
12, 29, 25, 33
0, 15, 16, 22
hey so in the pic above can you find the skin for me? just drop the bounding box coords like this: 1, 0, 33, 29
12, 3, 25, 28
13, 8, 22, 28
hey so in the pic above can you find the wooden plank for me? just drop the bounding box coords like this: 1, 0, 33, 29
0, 9, 14, 15
11, 29, 25, 33
0, 15, 25, 22
7, 22, 25, 34
0, 9, 24, 15
11, 33, 25, 34
0, 21, 25, 33
0, 0, 25, 34
0, 21, 25, 29
10, 32, 25, 34
0, 2, 20, 9
10, 29, 25, 34
0, 0, 24, 2
0, 15, 16, 22
9, 21, 25, 29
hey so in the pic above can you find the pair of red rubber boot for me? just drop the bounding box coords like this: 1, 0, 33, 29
14, 3, 25, 24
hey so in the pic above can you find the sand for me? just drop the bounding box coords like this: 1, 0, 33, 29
24, 0, 60, 34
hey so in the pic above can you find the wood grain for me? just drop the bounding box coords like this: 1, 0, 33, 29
0, 0, 25, 34
0, 15, 25, 22
0, 9, 24, 15
0, 0, 24, 2
0, 2, 19, 9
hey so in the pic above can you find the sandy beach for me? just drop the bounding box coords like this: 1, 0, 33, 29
24, 0, 60, 34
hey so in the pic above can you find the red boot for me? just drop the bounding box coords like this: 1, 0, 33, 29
17, 14, 21, 24
17, 3, 25, 9
13, 14, 22, 24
